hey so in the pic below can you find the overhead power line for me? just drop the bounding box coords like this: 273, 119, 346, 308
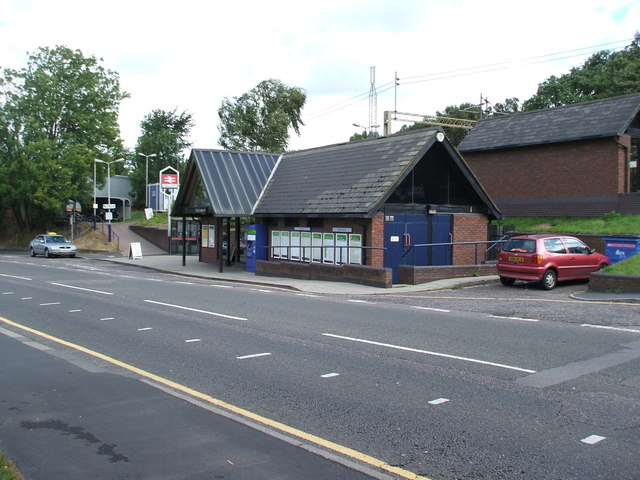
303, 37, 634, 122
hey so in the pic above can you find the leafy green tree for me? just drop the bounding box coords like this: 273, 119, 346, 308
523, 33, 640, 110
217, 79, 306, 153
349, 130, 380, 142
0, 46, 128, 231
131, 109, 193, 207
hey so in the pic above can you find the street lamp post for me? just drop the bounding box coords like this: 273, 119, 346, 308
353, 123, 380, 135
138, 153, 157, 209
93, 159, 98, 229
95, 158, 124, 224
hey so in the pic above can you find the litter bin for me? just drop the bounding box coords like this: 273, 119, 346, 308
604, 236, 640, 264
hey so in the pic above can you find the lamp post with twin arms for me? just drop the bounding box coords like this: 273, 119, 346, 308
138, 152, 157, 209
95, 158, 124, 224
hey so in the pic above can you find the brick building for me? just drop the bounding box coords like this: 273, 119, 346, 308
458, 93, 640, 217
175, 128, 501, 286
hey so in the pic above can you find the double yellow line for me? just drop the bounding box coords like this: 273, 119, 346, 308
0, 316, 432, 480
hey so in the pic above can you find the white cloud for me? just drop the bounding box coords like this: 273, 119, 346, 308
0, 0, 637, 154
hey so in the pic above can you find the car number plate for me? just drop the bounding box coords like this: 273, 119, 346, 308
508, 256, 524, 262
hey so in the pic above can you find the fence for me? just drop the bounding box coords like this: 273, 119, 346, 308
402, 237, 510, 265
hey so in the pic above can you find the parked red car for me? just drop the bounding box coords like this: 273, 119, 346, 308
497, 234, 610, 290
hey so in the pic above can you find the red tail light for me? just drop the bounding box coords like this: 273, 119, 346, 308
533, 254, 543, 264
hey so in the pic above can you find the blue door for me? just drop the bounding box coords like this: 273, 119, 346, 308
384, 214, 452, 283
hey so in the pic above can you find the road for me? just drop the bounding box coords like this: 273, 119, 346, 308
1, 253, 639, 479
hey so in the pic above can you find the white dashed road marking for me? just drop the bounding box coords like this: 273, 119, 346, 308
236, 352, 272, 360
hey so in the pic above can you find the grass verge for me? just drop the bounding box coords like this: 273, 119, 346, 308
494, 213, 640, 235
602, 254, 640, 275
0, 452, 24, 480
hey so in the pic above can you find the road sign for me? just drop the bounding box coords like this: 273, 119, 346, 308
103, 203, 116, 209
160, 166, 179, 190
161, 173, 178, 188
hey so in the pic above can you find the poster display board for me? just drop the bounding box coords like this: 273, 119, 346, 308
335, 233, 348, 264
290, 231, 301, 261
208, 225, 215, 248
349, 234, 362, 265
129, 242, 142, 260
280, 231, 290, 260
323, 233, 335, 264
311, 232, 322, 263
301, 232, 312, 262
201, 225, 209, 247
271, 230, 281, 258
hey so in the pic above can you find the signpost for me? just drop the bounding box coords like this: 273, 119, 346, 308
159, 167, 180, 252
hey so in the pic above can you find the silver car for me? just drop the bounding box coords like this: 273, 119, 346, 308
29, 234, 77, 258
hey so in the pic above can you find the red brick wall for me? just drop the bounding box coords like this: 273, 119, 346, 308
451, 214, 489, 264
368, 213, 385, 267
465, 137, 624, 200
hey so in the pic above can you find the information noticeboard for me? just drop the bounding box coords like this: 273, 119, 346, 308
301, 232, 311, 262
208, 225, 215, 248
335, 233, 348, 264
280, 231, 290, 260
201, 225, 209, 247
323, 233, 335, 264
129, 242, 143, 260
272, 231, 281, 258
311, 232, 323, 263
290, 231, 301, 261
349, 234, 362, 265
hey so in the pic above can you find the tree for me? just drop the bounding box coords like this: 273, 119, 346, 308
217, 79, 306, 153
131, 108, 193, 207
0, 46, 128, 230
349, 130, 380, 142
523, 32, 640, 110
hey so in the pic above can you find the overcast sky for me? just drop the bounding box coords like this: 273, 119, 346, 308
0, 0, 637, 153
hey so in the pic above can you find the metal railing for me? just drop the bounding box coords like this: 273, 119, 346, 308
402, 239, 509, 265
263, 245, 386, 265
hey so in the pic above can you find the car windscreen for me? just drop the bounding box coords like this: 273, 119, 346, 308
503, 238, 536, 253
46, 236, 67, 243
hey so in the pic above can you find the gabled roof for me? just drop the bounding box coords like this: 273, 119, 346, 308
458, 92, 640, 152
253, 128, 501, 218
173, 149, 279, 216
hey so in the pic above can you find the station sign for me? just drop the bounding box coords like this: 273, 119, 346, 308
160, 166, 179, 190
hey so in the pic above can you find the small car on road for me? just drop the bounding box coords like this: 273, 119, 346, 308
29, 233, 77, 258
497, 234, 609, 290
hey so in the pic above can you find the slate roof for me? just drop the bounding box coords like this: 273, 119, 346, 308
458, 92, 640, 152
174, 149, 279, 216
253, 128, 500, 218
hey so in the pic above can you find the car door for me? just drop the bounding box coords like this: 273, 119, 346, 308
543, 237, 572, 279
34, 235, 45, 254
562, 237, 599, 278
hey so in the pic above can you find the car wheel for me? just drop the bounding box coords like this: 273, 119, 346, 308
44, 248, 50, 258
541, 269, 557, 290
30, 247, 36, 257
500, 277, 516, 286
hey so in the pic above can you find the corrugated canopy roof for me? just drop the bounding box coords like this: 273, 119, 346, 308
458, 92, 640, 152
173, 149, 279, 216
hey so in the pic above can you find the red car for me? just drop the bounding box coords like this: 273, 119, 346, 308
497, 234, 610, 290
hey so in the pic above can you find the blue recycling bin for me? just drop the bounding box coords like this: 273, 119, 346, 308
604, 237, 640, 264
